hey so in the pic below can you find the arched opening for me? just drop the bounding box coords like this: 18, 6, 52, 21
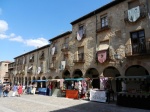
47, 76, 52, 79
37, 77, 41, 88
33, 76, 36, 81
62, 70, 70, 79
21, 77, 24, 85
85, 68, 99, 78
28, 77, 31, 84
42, 76, 46, 88
72, 69, 83, 78
85, 68, 100, 89
25, 77, 27, 86
125, 65, 149, 76
103, 66, 121, 92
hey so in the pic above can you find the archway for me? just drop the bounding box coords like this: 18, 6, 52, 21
25, 77, 27, 86
72, 69, 83, 78
37, 77, 41, 88
28, 77, 31, 84
42, 76, 46, 88
85, 68, 99, 78
85, 68, 100, 89
47, 76, 52, 79
103, 66, 121, 92
125, 65, 149, 76
62, 70, 70, 79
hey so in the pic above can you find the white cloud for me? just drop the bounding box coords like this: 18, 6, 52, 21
9, 35, 24, 42
25, 38, 49, 47
0, 34, 8, 39
0, 19, 49, 48
0, 20, 8, 33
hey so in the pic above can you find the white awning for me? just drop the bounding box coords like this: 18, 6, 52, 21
98, 44, 109, 51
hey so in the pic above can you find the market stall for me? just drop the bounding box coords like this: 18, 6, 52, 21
48, 79, 62, 97
89, 77, 114, 103
32, 80, 48, 95
63, 78, 86, 99
116, 75, 150, 110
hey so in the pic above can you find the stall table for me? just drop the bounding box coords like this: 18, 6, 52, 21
66, 89, 79, 99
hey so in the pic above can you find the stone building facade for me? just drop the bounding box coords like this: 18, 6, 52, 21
9, 0, 150, 92
0, 61, 11, 84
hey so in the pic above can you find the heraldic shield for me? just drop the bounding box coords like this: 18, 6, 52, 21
97, 50, 107, 63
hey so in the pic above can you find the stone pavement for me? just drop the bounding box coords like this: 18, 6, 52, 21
0, 91, 149, 112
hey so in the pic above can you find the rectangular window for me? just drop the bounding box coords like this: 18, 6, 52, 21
130, 30, 146, 54
101, 15, 108, 28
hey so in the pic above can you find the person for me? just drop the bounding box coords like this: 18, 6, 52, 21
0, 83, 3, 97
3, 84, 10, 97
27, 83, 32, 94
17, 84, 23, 97
12, 84, 18, 97
48, 82, 53, 96
104, 80, 114, 103
32, 83, 36, 95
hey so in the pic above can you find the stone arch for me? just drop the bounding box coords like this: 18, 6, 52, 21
32, 76, 36, 80
72, 69, 83, 78
103, 66, 120, 77
62, 70, 71, 79
123, 61, 150, 75
37, 77, 41, 88
103, 66, 121, 92
85, 68, 99, 78
28, 77, 31, 84
42, 76, 46, 88
125, 65, 149, 76
47, 76, 52, 79
25, 77, 27, 86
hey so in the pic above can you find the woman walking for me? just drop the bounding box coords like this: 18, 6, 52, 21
12, 84, 18, 97
17, 84, 23, 97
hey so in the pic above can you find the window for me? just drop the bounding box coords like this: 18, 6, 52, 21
130, 30, 146, 53
101, 15, 108, 28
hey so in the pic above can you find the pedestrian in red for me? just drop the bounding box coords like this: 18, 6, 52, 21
18, 84, 23, 97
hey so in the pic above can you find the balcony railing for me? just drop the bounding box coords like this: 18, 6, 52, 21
125, 41, 150, 56
124, 4, 147, 22
73, 53, 85, 63
61, 43, 69, 52
96, 19, 110, 33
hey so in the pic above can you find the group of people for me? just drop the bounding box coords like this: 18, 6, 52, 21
0, 82, 23, 97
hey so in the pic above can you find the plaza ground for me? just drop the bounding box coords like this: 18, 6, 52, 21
0, 92, 149, 112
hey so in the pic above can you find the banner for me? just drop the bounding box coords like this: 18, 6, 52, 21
90, 89, 107, 102
128, 6, 140, 22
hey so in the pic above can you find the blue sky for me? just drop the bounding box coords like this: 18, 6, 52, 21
0, 0, 112, 61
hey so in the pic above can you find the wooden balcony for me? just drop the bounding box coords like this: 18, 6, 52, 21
61, 43, 69, 52
125, 41, 150, 57
73, 53, 85, 63
124, 4, 147, 22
